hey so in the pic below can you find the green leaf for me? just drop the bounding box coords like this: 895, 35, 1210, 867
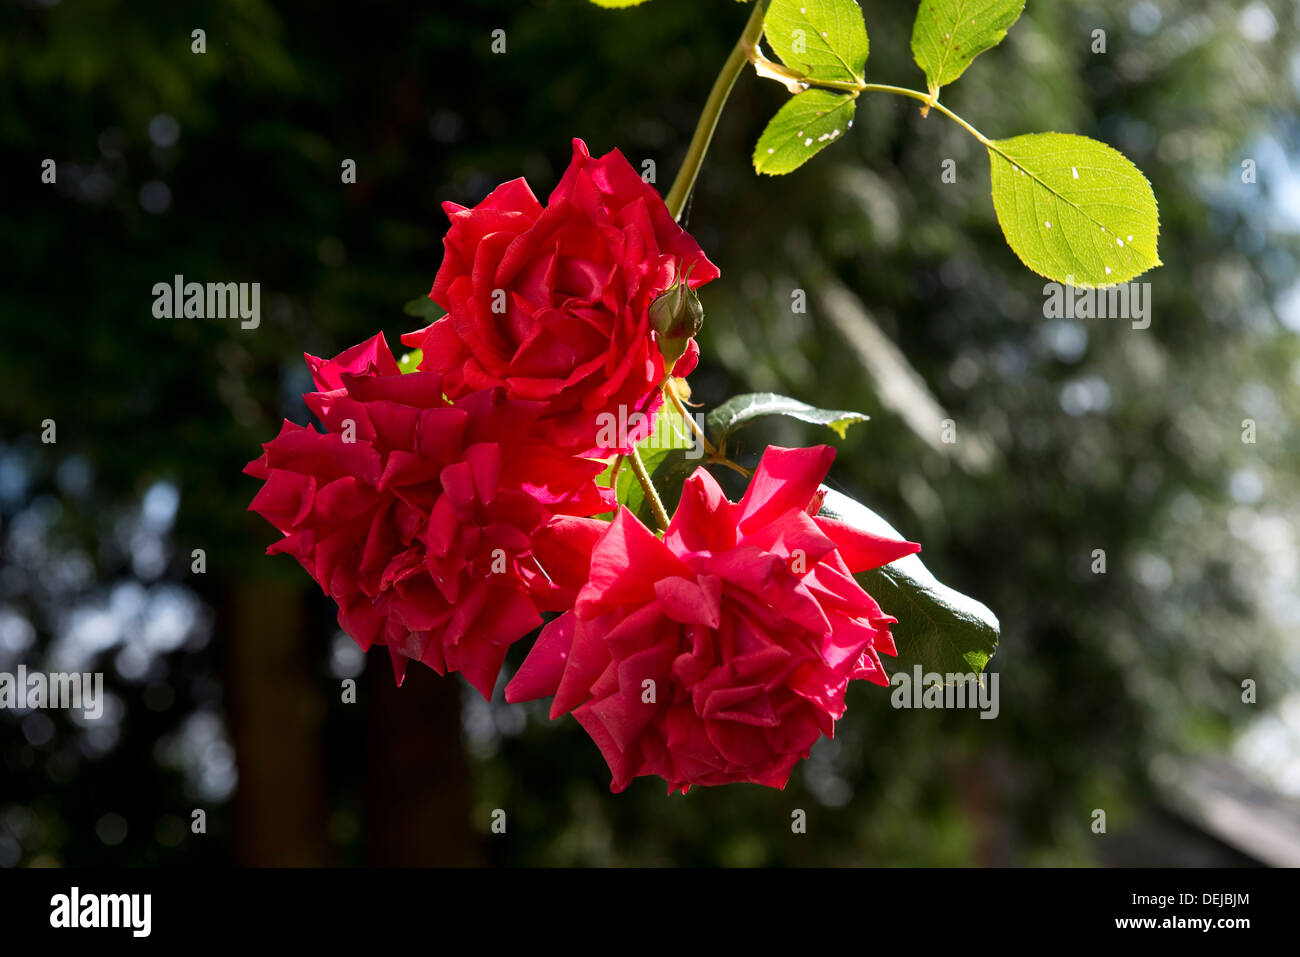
615, 405, 702, 525
818, 488, 999, 680
987, 132, 1161, 287
754, 89, 856, 175
706, 392, 868, 447
397, 348, 422, 373
911, 0, 1025, 94
764, 0, 869, 85
403, 296, 444, 322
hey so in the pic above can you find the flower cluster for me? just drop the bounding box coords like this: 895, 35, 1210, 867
506, 445, 919, 792
248, 139, 918, 793
245, 333, 611, 698
402, 139, 719, 456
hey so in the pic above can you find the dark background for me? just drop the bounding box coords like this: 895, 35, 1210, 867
2, 0, 1298, 866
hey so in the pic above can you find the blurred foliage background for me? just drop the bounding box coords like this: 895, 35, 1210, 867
1, 0, 1298, 866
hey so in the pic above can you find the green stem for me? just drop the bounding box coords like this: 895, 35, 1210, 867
664, 0, 770, 221
858, 83, 992, 146
813, 78, 866, 94
665, 384, 715, 457
627, 444, 671, 532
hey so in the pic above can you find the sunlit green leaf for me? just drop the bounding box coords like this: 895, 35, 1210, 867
397, 349, 422, 373
611, 404, 701, 526
764, 0, 869, 85
754, 89, 856, 175
987, 132, 1161, 287
911, 0, 1025, 93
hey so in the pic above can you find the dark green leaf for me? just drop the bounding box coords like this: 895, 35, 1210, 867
707, 392, 868, 447
818, 488, 999, 679
403, 296, 444, 321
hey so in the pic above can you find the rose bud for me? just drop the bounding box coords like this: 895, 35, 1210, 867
649, 266, 705, 368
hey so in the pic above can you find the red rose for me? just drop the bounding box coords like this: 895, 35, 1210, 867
506, 445, 921, 793
245, 334, 611, 699
402, 138, 720, 455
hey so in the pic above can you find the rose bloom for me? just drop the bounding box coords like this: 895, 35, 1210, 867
245, 334, 610, 699
402, 138, 720, 455
506, 445, 920, 793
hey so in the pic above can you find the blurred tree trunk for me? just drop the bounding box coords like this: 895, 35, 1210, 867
363, 663, 484, 866
962, 749, 1014, 867
226, 578, 333, 865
